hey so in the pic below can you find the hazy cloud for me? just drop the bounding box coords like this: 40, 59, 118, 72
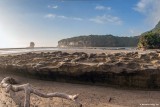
57, 15, 67, 19
129, 29, 141, 36
45, 14, 56, 18
48, 5, 58, 9
90, 15, 122, 25
72, 17, 83, 21
134, 0, 160, 26
95, 5, 111, 10
45, 13, 83, 21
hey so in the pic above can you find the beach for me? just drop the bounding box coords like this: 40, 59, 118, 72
0, 48, 160, 107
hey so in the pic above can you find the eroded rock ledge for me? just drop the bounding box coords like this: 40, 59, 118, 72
0, 51, 160, 88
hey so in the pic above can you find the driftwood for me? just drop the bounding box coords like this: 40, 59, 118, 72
1, 77, 82, 107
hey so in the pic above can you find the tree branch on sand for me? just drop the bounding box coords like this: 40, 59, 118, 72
1, 77, 82, 107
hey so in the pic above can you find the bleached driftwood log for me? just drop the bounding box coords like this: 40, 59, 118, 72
1, 77, 82, 107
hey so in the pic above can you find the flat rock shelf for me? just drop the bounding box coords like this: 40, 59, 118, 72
0, 51, 160, 89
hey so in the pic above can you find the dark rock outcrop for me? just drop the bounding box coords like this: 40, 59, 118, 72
29, 42, 35, 48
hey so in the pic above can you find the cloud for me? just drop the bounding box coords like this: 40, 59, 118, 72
45, 14, 66, 19
134, 0, 160, 26
72, 17, 83, 21
57, 15, 67, 19
129, 29, 141, 36
45, 14, 56, 18
48, 5, 58, 9
45, 13, 83, 21
130, 29, 134, 34
95, 5, 111, 10
89, 15, 122, 25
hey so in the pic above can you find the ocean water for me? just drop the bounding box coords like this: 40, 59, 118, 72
0, 47, 136, 55
0, 47, 61, 55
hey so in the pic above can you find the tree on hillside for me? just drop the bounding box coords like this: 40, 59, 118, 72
138, 32, 160, 49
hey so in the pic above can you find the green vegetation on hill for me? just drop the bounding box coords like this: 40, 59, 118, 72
138, 32, 160, 49
58, 35, 139, 47
138, 21, 160, 49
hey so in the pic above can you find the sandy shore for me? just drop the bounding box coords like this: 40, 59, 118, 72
0, 72, 160, 107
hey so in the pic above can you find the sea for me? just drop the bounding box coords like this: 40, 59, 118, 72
0, 47, 136, 55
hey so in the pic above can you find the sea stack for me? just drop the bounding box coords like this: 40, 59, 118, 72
30, 42, 35, 48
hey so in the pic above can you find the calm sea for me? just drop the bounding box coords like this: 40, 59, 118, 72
0, 47, 136, 55
0, 47, 60, 55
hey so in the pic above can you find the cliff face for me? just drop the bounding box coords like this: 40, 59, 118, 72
58, 35, 139, 47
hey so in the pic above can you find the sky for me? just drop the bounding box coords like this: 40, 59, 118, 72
0, 0, 160, 48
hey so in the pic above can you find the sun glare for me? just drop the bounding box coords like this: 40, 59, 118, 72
0, 34, 19, 48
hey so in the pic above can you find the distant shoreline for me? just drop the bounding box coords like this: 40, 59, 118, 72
0, 47, 157, 55
0, 47, 57, 50
0, 46, 136, 49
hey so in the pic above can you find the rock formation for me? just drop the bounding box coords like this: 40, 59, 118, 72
29, 42, 35, 48
0, 51, 160, 88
